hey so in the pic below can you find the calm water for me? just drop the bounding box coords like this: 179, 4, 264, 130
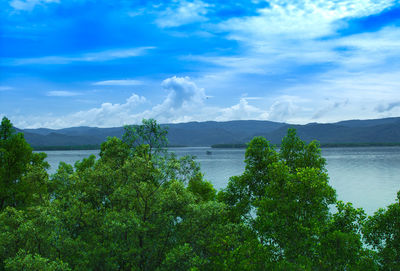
40, 147, 400, 215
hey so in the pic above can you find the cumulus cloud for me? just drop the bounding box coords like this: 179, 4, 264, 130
161, 76, 206, 107
11, 77, 209, 128
268, 100, 296, 122
156, 0, 210, 28
216, 98, 267, 121
137, 76, 209, 123
69, 94, 147, 127
9, 71, 400, 128
13, 93, 147, 128
11, 77, 273, 128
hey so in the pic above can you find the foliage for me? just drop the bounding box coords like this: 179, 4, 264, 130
220, 128, 379, 269
0, 117, 49, 210
5, 250, 71, 271
363, 191, 400, 270
1, 119, 398, 270
123, 118, 168, 157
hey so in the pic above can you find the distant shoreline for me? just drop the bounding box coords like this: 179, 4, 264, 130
32, 145, 102, 151
32, 144, 188, 151
211, 142, 400, 149
32, 142, 400, 151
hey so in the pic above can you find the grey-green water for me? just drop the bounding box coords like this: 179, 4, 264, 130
40, 147, 400, 215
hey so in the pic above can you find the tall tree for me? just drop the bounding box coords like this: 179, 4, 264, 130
123, 118, 168, 158
220, 129, 338, 267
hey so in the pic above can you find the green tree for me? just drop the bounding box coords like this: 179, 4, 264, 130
36, 119, 223, 270
2, 118, 388, 270
123, 118, 168, 158
0, 117, 49, 210
217, 136, 278, 222
255, 163, 336, 266
363, 191, 400, 270
220, 129, 339, 268
5, 250, 70, 271
319, 201, 377, 270
279, 128, 326, 171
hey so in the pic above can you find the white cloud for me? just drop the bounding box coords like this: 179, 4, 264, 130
161, 76, 206, 107
268, 100, 297, 123
7, 47, 155, 65
272, 69, 400, 123
10, 0, 59, 11
46, 91, 82, 97
9, 70, 400, 128
156, 0, 210, 28
216, 98, 268, 121
13, 93, 147, 128
93, 79, 143, 86
334, 27, 400, 70
179, 0, 400, 125
131, 76, 209, 124
190, 0, 398, 78
10, 77, 208, 128
11, 77, 209, 128
219, 0, 394, 41
69, 94, 147, 127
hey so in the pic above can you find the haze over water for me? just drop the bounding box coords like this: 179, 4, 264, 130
41, 147, 400, 215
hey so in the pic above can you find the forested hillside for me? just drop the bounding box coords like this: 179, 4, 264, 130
1, 116, 399, 270
19, 117, 400, 149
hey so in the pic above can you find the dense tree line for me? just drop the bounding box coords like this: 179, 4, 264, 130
0, 116, 399, 270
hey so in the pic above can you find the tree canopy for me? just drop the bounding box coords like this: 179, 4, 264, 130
0, 118, 399, 270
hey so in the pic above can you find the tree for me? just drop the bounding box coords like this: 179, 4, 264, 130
279, 128, 326, 171
123, 118, 168, 158
0, 117, 49, 210
363, 191, 400, 270
220, 129, 338, 267
254, 162, 336, 266
5, 250, 70, 271
217, 136, 278, 222
2, 118, 390, 270
319, 201, 376, 270
29, 118, 224, 270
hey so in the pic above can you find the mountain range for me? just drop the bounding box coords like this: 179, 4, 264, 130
17, 117, 400, 149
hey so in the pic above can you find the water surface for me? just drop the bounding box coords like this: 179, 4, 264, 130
40, 147, 400, 215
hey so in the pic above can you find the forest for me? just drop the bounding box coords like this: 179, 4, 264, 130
0, 116, 399, 270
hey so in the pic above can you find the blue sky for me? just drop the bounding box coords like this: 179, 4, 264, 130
1, 0, 400, 128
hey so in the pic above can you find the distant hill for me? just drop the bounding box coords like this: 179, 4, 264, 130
334, 117, 400, 128
254, 118, 400, 144
17, 117, 400, 149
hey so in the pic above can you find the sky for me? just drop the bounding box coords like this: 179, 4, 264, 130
1, 0, 400, 128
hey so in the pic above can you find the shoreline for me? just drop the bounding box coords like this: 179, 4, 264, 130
211, 142, 400, 149
33, 142, 400, 151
